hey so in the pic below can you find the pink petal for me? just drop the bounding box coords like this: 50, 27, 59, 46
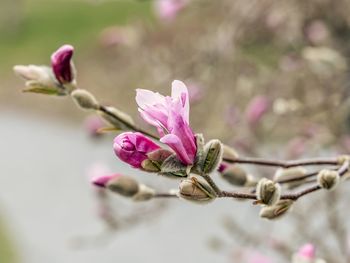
160, 134, 192, 165
136, 89, 165, 110
171, 80, 189, 123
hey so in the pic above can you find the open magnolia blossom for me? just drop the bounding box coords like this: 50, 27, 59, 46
13, 44, 350, 223
136, 80, 197, 165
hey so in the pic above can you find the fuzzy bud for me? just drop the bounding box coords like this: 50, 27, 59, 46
221, 165, 248, 186
132, 184, 155, 201
256, 178, 281, 206
106, 176, 139, 197
13, 65, 65, 95
259, 199, 293, 220
71, 89, 99, 110
179, 176, 216, 204
200, 139, 223, 174
317, 169, 340, 190
222, 144, 239, 159
274, 167, 307, 181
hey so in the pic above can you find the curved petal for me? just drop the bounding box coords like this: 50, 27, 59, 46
160, 134, 192, 165
171, 80, 189, 122
136, 89, 165, 109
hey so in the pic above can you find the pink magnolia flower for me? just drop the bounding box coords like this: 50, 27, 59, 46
136, 80, 197, 165
154, 0, 187, 22
245, 96, 270, 127
51, 44, 74, 84
297, 244, 315, 260
113, 132, 161, 168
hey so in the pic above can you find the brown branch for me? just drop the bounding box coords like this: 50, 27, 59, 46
223, 156, 339, 168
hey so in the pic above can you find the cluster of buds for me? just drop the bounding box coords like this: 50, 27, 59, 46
13, 44, 350, 217
14, 45, 76, 95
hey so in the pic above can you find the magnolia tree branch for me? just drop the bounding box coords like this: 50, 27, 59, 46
13, 45, 350, 220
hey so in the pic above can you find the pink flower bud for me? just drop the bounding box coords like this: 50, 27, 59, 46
218, 163, 228, 173
51, 44, 74, 84
91, 174, 121, 188
297, 243, 316, 259
113, 132, 161, 168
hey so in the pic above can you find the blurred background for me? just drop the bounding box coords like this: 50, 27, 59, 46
1, 0, 350, 262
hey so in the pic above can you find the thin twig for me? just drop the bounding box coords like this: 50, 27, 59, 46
223, 156, 339, 168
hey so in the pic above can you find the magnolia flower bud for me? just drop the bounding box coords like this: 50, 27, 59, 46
200, 139, 223, 174
106, 176, 139, 197
317, 169, 340, 190
274, 167, 308, 189
113, 132, 161, 169
13, 65, 64, 95
256, 178, 281, 206
259, 199, 293, 220
51, 44, 75, 84
221, 165, 248, 186
71, 89, 99, 110
91, 173, 121, 188
274, 167, 307, 181
179, 176, 216, 204
132, 184, 155, 201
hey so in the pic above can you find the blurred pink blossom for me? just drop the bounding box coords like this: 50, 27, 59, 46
154, 0, 188, 22
305, 20, 329, 46
246, 251, 274, 263
245, 96, 270, 127
84, 115, 105, 137
297, 243, 316, 259
99, 26, 127, 48
225, 106, 241, 127
187, 82, 205, 103
286, 137, 307, 159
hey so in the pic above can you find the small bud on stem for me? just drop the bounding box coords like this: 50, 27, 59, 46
256, 178, 281, 206
317, 169, 340, 190
106, 176, 139, 197
259, 199, 293, 220
179, 176, 216, 204
71, 89, 99, 110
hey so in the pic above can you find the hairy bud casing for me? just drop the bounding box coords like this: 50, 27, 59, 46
259, 199, 293, 220
71, 89, 99, 110
317, 169, 340, 190
221, 165, 248, 186
106, 176, 139, 197
199, 139, 223, 174
256, 178, 281, 206
179, 176, 216, 204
